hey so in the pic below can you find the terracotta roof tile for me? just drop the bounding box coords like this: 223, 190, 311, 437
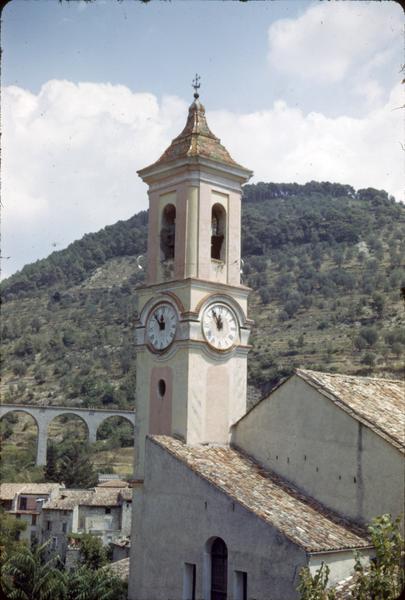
297, 369, 405, 453
139, 99, 250, 174
0, 483, 61, 501
119, 488, 132, 501
43, 488, 123, 510
97, 480, 128, 488
104, 557, 130, 581
149, 436, 371, 553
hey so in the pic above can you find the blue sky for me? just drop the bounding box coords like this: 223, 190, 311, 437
2, 0, 403, 277
4, 1, 314, 112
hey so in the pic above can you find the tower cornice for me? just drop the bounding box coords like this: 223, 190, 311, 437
138, 155, 252, 186
135, 276, 251, 297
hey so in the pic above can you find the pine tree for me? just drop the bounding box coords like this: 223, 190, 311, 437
44, 443, 60, 483
59, 443, 97, 489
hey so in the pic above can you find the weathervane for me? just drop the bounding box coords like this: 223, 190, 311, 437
192, 73, 201, 99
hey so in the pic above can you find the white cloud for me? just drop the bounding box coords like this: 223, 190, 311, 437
2, 79, 403, 279
268, 2, 402, 84
2, 80, 187, 278
210, 83, 403, 202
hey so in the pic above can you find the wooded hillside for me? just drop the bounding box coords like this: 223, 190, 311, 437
2, 182, 404, 408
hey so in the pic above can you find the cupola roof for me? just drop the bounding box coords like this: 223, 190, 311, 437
138, 89, 251, 179
153, 97, 242, 168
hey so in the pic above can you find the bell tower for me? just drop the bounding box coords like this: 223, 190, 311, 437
133, 80, 253, 478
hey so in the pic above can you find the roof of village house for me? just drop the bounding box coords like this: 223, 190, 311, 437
139, 97, 251, 175
119, 488, 132, 502
150, 436, 371, 553
104, 557, 130, 581
112, 537, 131, 548
333, 572, 361, 599
97, 479, 128, 488
297, 369, 405, 453
42, 488, 124, 510
0, 483, 62, 501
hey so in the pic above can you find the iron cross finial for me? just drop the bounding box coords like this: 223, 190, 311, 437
192, 74, 201, 99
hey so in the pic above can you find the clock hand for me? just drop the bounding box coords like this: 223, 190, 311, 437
212, 309, 220, 330
217, 315, 223, 331
154, 314, 165, 330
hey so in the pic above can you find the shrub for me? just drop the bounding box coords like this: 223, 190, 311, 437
362, 352, 376, 367
12, 361, 27, 376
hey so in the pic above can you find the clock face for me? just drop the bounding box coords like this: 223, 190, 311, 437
202, 303, 238, 350
146, 303, 178, 351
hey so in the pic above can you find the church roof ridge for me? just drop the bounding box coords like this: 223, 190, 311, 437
296, 369, 405, 454
149, 435, 371, 553
297, 368, 404, 385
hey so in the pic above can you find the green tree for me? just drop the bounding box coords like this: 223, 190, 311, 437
351, 514, 404, 599
362, 352, 376, 367
1, 541, 66, 600
298, 515, 404, 600
75, 533, 108, 570
67, 566, 126, 600
259, 286, 271, 304
1, 541, 126, 600
0, 508, 27, 565
58, 443, 97, 488
371, 292, 385, 317
12, 361, 27, 376
297, 562, 336, 599
361, 326, 378, 347
44, 443, 60, 483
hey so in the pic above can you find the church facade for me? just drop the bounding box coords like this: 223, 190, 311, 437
128, 89, 404, 600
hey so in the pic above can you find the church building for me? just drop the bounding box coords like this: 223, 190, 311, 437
128, 84, 404, 600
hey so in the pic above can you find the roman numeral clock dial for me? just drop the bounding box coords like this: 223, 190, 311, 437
146, 304, 178, 352
202, 303, 238, 351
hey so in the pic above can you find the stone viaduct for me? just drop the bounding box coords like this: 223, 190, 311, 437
0, 404, 136, 466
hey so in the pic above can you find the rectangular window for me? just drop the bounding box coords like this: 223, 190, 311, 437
19, 497, 27, 510
32, 514, 37, 526
105, 508, 111, 515
182, 563, 196, 600
52, 536, 58, 550
62, 522, 67, 533
46, 521, 52, 531
234, 571, 247, 600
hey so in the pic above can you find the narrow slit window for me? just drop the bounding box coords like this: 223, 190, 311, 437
158, 379, 166, 398
211, 204, 226, 261
234, 571, 247, 600
160, 204, 176, 260
183, 563, 196, 600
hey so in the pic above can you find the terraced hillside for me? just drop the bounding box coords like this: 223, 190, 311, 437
1, 182, 404, 480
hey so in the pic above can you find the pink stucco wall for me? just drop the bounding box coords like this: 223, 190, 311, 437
149, 366, 173, 435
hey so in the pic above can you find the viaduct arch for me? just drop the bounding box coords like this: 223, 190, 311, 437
0, 404, 136, 466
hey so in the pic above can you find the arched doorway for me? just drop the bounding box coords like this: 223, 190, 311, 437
211, 537, 228, 600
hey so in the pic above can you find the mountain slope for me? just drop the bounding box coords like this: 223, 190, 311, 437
1, 182, 404, 412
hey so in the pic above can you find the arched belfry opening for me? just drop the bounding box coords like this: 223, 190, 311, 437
160, 204, 176, 261
211, 204, 226, 261
210, 537, 228, 600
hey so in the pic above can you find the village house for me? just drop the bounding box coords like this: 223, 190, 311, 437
40, 485, 132, 562
0, 482, 61, 545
